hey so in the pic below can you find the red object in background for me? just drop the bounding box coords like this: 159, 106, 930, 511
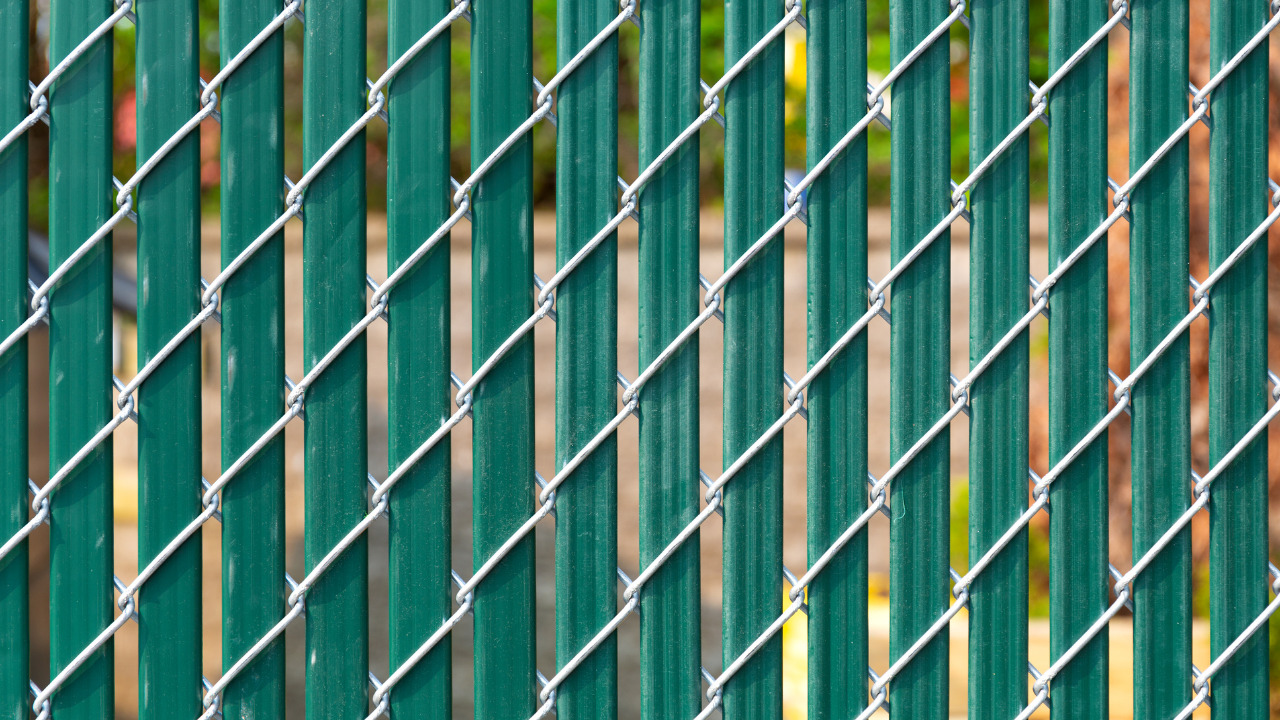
115, 88, 136, 151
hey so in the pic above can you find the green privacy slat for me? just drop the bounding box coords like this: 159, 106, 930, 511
1207, 0, 1269, 715
967, 0, 1029, 717
554, 0, 619, 717
721, 0, 784, 716
0, 0, 28, 716
803, 0, 867, 716
1129, 1, 1192, 717
471, 0, 537, 716
135, 0, 202, 715
219, 0, 287, 716
302, 0, 369, 714
887, 0, 950, 717
47, 0, 115, 716
1047, 1, 1109, 717
636, 0, 702, 714
386, 0, 453, 718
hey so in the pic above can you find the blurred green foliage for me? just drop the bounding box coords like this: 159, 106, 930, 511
23, 2, 1280, 704
1273, 613, 1280, 711
25, 0, 1056, 230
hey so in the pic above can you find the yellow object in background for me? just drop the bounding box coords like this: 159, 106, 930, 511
782, 588, 807, 720
784, 35, 806, 91
783, 33, 806, 126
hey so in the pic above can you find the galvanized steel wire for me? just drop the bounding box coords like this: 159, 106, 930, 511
4, 0, 1280, 717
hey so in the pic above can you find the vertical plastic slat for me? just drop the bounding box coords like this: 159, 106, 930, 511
967, 0, 1028, 717
135, 0, 202, 715
470, 0, 537, 716
721, 0, 784, 716
554, 0, 619, 717
1207, 0, 1269, 715
0, 2, 28, 716
47, 0, 115, 715
219, 0, 287, 715
1128, 2, 1192, 716
887, 0, 950, 717
386, 0, 452, 718
301, 0, 369, 715
636, 0, 702, 715
1046, 1, 1109, 717
803, 0, 867, 716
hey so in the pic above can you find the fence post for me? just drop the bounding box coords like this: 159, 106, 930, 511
47, 0, 116, 715
554, 0, 619, 717
1047, 0, 1109, 716
470, 0, 537, 716
887, 0, 951, 716
722, 0, 784, 715
0, 2, 29, 716
967, 0, 1029, 717
386, 0, 453, 717
1128, 1, 1192, 716
218, 0, 287, 714
135, 0, 202, 715
301, 0, 369, 714
636, 0, 702, 715
804, 0, 868, 716
1207, 0, 1270, 714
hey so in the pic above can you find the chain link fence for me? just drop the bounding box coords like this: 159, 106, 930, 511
2, 0, 1280, 718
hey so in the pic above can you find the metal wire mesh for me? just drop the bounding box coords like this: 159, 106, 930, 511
3, 0, 1280, 717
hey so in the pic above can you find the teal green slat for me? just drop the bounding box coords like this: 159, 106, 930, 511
967, 0, 1029, 717
722, 0, 784, 717
1207, 0, 1269, 715
47, 0, 115, 716
0, 0, 28, 716
554, 0, 619, 717
386, 0, 452, 717
1047, 0, 1109, 717
302, 0, 369, 714
219, 0, 287, 714
471, 0, 537, 716
804, 0, 867, 715
636, 0, 702, 714
1129, 1, 1192, 717
135, 0, 202, 715
887, 0, 950, 716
